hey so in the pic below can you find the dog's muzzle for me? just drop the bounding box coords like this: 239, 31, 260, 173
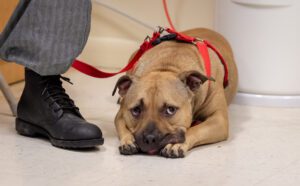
134, 122, 185, 155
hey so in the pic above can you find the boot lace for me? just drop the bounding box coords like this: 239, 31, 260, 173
40, 75, 79, 114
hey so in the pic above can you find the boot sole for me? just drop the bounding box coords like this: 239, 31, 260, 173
15, 118, 104, 149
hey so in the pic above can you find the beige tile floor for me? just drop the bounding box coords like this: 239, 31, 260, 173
0, 69, 299, 186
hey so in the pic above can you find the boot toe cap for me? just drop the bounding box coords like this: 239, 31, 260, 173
75, 123, 103, 140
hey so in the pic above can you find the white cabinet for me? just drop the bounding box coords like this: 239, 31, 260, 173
215, 0, 300, 106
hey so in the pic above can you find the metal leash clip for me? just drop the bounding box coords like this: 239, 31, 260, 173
144, 35, 151, 42
158, 26, 165, 34
194, 37, 205, 43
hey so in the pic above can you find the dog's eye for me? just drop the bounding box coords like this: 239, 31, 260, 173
164, 106, 177, 116
131, 106, 142, 117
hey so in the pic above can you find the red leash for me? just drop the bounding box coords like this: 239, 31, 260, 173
162, 0, 176, 31
72, 31, 160, 78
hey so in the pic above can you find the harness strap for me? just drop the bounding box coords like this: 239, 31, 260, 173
195, 41, 211, 80
205, 41, 229, 87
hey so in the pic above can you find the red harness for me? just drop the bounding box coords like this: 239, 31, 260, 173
72, 27, 229, 88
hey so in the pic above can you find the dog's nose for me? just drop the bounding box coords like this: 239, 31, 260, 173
144, 134, 158, 145
134, 123, 163, 154
141, 133, 161, 155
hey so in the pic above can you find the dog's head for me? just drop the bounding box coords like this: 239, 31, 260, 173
113, 70, 212, 154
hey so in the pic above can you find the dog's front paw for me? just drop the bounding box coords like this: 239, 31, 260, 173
119, 137, 139, 155
119, 143, 139, 155
160, 143, 188, 158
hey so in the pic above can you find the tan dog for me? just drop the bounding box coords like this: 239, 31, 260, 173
113, 28, 238, 158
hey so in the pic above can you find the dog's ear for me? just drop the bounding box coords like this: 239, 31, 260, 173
179, 70, 215, 91
112, 75, 133, 96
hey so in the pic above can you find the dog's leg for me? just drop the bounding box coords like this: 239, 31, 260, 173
162, 109, 228, 158
161, 109, 228, 158
186, 109, 229, 146
115, 114, 139, 155
161, 87, 230, 158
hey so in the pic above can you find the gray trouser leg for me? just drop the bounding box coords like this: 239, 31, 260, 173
0, 0, 92, 75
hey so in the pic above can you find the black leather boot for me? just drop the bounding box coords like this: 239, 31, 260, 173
16, 68, 104, 149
